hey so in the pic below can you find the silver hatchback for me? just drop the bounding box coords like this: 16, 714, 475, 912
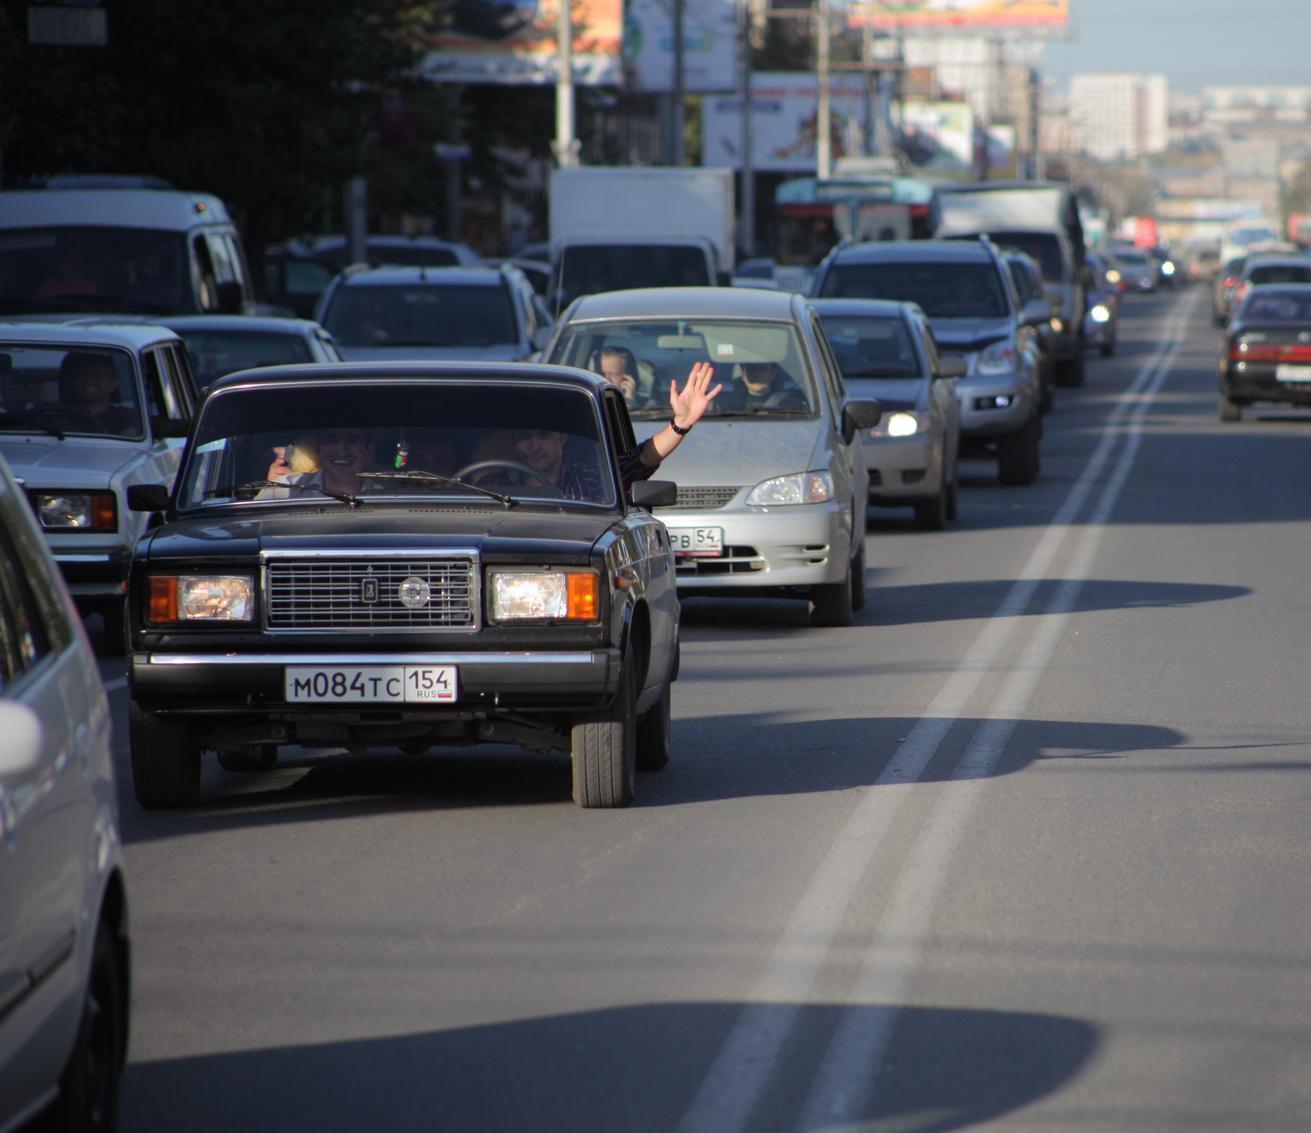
544, 287, 881, 626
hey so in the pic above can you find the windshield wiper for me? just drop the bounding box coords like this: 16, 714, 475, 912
0, 412, 65, 440
202, 479, 360, 506
358, 469, 516, 508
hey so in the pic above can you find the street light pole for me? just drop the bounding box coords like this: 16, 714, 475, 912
739, 0, 754, 254
816, 0, 832, 179
555, 0, 578, 167
672, 0, 686, 165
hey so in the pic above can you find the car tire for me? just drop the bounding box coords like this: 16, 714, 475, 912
850, 541, 868, 612
570, 652, 637, 807
1218, 392, 1242, 422
1055, 351, 1085, 388
913, 477, 949, 531
997, 414, 1040, 487
635, 684, 671, 772
810, 554, 855, 627
216, 744, 278, 772
129, 702, 202, 809
42, 915, 126, 1133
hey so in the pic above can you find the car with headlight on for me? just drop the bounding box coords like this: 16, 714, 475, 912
1217, 283, 1311, 421
1083, 250, 1120, 358
124, 362, 679, 810
0, 321, 199, 650
811, 298, 964, 530
542, 287, 881, 627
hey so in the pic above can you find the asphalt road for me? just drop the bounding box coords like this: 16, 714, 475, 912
101, 286, 1311, 1132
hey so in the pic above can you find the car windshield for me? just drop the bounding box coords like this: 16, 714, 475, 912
0, 344, 145, 438
0, 226, 189, 314
818, 315, 920, 378
176, 380, 617, 510
556, 245, 710, 304
178, 330, 316, 390
321, 283, 517, 348
548, 318, 818, 420
819, 260, 1008, 319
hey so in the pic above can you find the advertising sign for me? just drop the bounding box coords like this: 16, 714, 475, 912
855, 0, 1068, 28
622, 0, 737, 93
702, 73, 872, 173
422, 0, 622, 86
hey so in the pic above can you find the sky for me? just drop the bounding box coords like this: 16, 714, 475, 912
1036, 0, 1311, 94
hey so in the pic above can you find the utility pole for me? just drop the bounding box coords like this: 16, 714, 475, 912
816, 0, 832, 179
739, 0, 755, 254
672, 0, 686, 165
555, 0, 578, 167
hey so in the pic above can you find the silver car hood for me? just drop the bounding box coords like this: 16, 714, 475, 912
634, 418, 823, 487
337, 343, 524, 362
0, 436, 136, 484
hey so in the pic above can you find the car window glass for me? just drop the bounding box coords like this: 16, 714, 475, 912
321, 283, 518, 348
193, 234, 219, 311
205, 233, 237, 285
150, 346, 189, 419
0, 344, 144, 438
820, 314, 921, 380
0, 520, 54, 682
808, 313, 846, 410
550, 318, 818, 421
181, 330, 315, 389
0, 483, 70, 656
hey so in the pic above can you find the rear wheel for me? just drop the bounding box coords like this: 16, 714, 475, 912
635, 684, 671, 772
913, 477, 948, 531
1218, 392, 1242, 422
129, 702, 201, 808
996, 414, 1040, 486
570, 653, 637, 807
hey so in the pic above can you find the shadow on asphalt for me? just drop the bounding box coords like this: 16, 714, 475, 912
121, 1001, 1098, 1133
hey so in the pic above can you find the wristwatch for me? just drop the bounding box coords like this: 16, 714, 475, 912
670, 419, 692, 436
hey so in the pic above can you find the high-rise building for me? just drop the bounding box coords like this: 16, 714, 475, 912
1069, 72, 1170, 161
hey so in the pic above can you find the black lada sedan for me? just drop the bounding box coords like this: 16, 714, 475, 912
125, 362, 680, 809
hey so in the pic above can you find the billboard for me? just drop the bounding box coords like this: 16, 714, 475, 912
622, 0, 737, 93
856, 0, 1068, 28
422, 0, 623, 86
702, 73, 873, 173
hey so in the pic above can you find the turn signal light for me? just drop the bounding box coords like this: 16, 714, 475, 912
148, 576, 178, 625
567, 571, 598, 620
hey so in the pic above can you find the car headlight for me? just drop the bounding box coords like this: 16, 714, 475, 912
1161, 261, 1175, 276
745, 471, 834, 506
488, 568, 598, 622
870, 411, 925, 439
1050, 317, 1065, 333
976, 340, 1016, 376
148, 575, 255, 624
31, 491, 116, 531
1090, 303, 1111, 323
1106, 269, 1122, 284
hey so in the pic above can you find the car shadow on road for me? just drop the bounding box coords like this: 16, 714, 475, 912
120, 1001, 1098, 1133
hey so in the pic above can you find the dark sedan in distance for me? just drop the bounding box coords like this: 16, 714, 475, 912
125, 363, 680, 809
162, 314, 344, 391
1218, 284, 1311, 421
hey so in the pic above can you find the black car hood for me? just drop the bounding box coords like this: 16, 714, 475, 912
141, 506, 618, 563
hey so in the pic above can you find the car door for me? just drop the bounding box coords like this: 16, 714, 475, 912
807, 310, 865, 554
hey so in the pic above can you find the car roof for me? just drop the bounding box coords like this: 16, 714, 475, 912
205, 360, 610, 396
334, 265, 509, 287
0, 319, 183, 349
562, 286, 803, 322
160, 315, 327, 334
809, 297, 918, 319
0, 187, 232, 229
825, 239, 996, 265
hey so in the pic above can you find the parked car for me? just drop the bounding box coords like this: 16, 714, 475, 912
0, 449, 129, 1133
1111, 247, 1159, 293
162, 314, 344, 392
812, 297, 964, 529
125, 362, 680, 809
812, 239, 1045, 486
0, 177, 254, 316
314, 264, 550, 363
0, 321, 200, 649
544, 287, 881, 626
1083, 250, 1121, 358
999, 248, 1056, 412
263, 234, 480, 318
1217, 283, 1311, 421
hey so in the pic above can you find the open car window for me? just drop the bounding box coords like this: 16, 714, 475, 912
177, 381, 618, 510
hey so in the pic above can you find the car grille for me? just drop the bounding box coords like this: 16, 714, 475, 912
265, 556, 478, 632
657, 486, 740, 510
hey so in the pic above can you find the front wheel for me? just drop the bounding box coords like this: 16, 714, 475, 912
810, 555, 855, 627
570, 654, 637, 807
129, 702, 202, 808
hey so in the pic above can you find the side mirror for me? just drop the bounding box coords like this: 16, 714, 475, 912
152, 416, 190, 439
0, 701, 42, 778
1020, 297, 1054, 327
630, 479, 677, 509
128, 483, 170, 512
841, 398, 882, 444
936, 355, 967, 379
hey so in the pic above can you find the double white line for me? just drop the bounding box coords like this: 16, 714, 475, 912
679, 291, 1200, 1133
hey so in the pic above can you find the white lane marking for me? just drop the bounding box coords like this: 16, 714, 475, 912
794, 293, 1197, 1130
678, 294, 1198, 1133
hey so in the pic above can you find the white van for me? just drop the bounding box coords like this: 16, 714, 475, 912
0, 179, 255, 317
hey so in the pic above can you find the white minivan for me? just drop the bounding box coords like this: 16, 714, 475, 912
0, 177, 254, 317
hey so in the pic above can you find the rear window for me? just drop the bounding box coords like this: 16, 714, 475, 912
978, 231, 1065, 282
819, 260, 1008, 319
1247, 265, 1311, 284
179, 330, 315, 389
818, 315, 921, 379
322, 282, 517, 348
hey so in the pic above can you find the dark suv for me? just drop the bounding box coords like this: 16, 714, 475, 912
812, 239, 1045, 485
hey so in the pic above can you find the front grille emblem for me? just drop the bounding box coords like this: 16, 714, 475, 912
397, 576, 431, 609
360, 576, 379, 605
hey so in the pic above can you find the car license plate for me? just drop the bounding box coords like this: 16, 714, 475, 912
668, 526, 724, 557
1275, 364, 1311, 383
285, 665, 458, 704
